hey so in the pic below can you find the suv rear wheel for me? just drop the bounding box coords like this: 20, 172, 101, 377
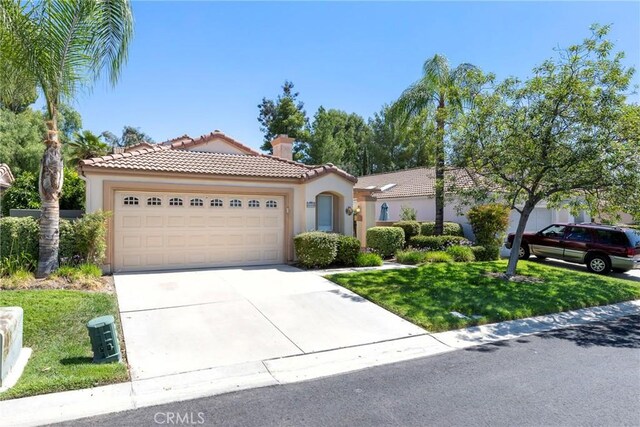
518, 244, 530, 260
586, 254, 611, 275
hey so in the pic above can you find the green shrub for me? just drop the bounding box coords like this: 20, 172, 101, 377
335, 235, 361, 266
396, 249, 427, 265
54, 263, 102, 281
367, 227, 405, 258
467, 203, 510, 248
472, 244, 501, 261
1, 168, 85, 216
423, 251, 454, 263
70, 211, 110, 264
355, 252, 383, 267
294, 232, 338, 268
400, 205, 417, 221
0, 216, 39, 261
392, 221, 421, 242
0, 211, 110, 272
409, 235, 469, 251
446, 245, 475, 262
0, 253, 36, 276
420, 221, 464, 237
470, 246, 486, 260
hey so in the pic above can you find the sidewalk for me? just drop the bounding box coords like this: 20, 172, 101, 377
1, 299, 638, 427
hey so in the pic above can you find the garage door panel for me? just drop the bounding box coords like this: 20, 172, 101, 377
114, 192, 285, 272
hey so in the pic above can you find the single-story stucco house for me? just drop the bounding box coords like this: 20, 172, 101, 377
354, 166, 591, 239
79, 132, 356, 273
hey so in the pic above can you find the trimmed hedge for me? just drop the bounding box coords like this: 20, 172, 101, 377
336, 235, 361, 266
0, 211, 110, 272
294, 232, 338, 268
392, 221, 421, 242
367, 227, 405, 258
420, 221, 464, 237
409, 235, 469, 251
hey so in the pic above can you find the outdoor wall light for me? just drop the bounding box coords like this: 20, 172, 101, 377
346, 206, 354, 216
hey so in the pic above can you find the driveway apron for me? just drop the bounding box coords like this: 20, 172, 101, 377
115, 265, 425, 380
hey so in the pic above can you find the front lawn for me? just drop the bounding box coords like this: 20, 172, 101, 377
329, 260, 640, 332
0, 290, 129, 400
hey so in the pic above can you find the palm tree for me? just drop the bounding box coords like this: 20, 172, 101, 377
1, 0, 133, 277
392, 54, 478, 235
68, 130, 110, 165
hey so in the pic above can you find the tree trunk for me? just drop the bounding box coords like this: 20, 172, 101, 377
434, 97, 446, 236
505, 201, 535, 277
36, 120, 64, 278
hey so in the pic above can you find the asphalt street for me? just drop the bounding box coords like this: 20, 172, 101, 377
54, 315, 640, 427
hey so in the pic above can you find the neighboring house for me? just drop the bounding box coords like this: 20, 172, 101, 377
354, 166, 589, 239
80, 131, 356, 273
0, 163, 14, 193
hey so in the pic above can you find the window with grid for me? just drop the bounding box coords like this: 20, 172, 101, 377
248, 200, 260, 208
147, 197, 162, 206
169, 197, 184, 206
123, 196, 139, 206
266, 200, 278, 208
229, 199, 242, 208
190, 198, 204, 207
210, 198, 223, 207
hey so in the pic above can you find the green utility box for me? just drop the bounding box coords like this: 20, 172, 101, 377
86, 315, 121, 364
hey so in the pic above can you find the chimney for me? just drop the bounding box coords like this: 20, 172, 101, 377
271, 134, 294, 161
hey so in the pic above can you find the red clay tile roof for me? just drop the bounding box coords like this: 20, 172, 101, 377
161, 131, 259, 155
79, 132, 356, 183
355, 167, 477, 199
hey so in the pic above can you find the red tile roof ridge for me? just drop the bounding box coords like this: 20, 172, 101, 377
170, 131, 259, 155
80, 144, 171, 166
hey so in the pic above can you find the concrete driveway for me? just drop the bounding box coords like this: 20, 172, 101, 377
115, 265, 425, 380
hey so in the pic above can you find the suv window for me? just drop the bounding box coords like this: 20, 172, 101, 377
625, 229, 640, 247
540, 225, 566, 238
565, 227, 592, 242
594, 229, 629, 246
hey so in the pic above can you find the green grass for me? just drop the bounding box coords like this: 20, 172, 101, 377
329, 260, 640, 332
0, 290, 129, 400
355, 252, 383, 267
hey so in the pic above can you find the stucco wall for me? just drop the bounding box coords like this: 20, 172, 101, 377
370, 196, 577, 239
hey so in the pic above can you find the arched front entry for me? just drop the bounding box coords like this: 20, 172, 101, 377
315, 191, 344, 233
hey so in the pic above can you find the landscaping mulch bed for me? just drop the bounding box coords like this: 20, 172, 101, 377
0, 274, 113, 292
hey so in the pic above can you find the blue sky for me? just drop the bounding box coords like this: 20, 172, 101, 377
73, 1, 640, 150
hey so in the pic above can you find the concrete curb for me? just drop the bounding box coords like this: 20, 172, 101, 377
1, 299, 638, 427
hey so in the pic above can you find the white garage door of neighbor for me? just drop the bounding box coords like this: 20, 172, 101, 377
113, 192, 285, 272
508, 208, 554, 233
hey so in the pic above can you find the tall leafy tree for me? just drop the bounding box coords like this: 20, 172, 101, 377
454, 25, 640, 277
120, 125, 153, 147
0, 54, 36, 113
392, 55, 479, 235
1, 0, 133, 276
368, 105, 435, 174
67, 130, 109, 165
0, 107, 46, 174
304, 107, 372, 175
258, 81, 309, 157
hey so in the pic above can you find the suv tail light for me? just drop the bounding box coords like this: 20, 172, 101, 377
626, 247, 636, 257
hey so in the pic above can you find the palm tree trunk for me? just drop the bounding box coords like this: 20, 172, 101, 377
434, 97, 446, 236
36, 120, 64, 278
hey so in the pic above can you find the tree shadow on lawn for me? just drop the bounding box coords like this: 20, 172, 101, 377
60, 356, 93, 365
330, 261, 640, 332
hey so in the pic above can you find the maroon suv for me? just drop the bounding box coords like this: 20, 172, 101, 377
505, 223, 640, 274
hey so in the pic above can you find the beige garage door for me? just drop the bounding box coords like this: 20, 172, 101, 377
113, 192, 285, 272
